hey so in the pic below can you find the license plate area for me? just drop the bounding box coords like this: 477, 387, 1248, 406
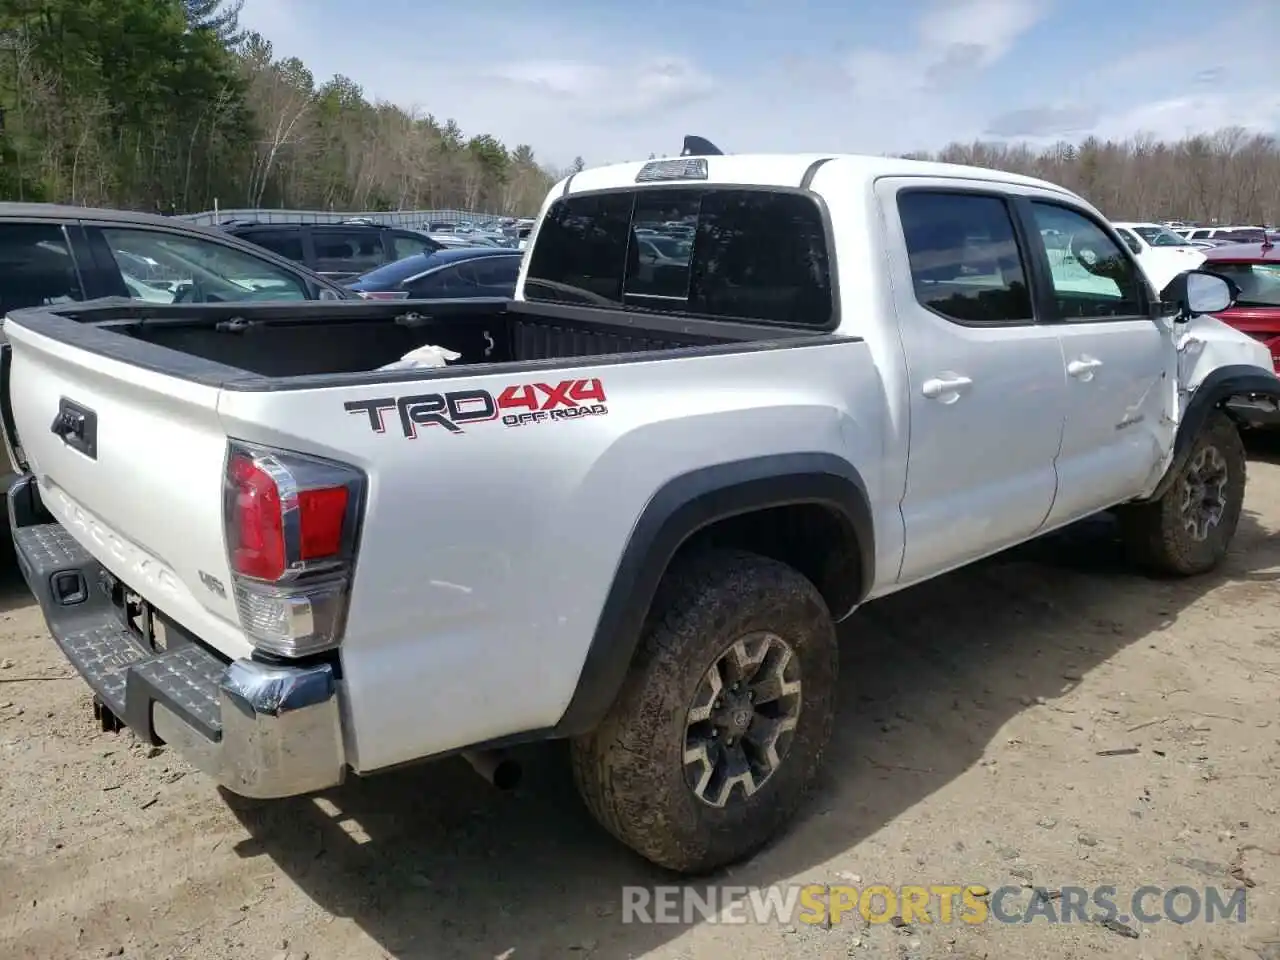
98, 570, 167, 652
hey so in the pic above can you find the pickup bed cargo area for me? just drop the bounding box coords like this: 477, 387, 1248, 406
8, 298, 810, 383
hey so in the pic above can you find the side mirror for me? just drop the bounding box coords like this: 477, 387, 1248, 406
1160, 269, 1239, 321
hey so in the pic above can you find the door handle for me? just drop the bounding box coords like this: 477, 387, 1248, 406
1067, 356, 1103, 379
922, 375, 973, 399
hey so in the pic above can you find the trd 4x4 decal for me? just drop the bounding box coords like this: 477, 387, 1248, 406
345, 377, 609, 437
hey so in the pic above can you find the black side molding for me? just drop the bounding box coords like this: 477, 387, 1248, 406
1144, 363, 1280, 502
552, 452, 874, 737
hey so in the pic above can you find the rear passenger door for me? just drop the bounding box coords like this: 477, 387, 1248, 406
1018, 200, 1174, 526
878, 182, 1068, 584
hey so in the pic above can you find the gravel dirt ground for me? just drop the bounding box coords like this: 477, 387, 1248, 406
3, 446, 1280, 960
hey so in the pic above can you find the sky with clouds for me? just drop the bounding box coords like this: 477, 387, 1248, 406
240, 0, 1280, 170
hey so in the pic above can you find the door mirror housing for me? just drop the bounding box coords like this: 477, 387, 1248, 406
1160, 269, 1238, 321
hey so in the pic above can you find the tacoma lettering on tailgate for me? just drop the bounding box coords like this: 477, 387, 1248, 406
48, 484, 181, 598
344, 378, 608, 437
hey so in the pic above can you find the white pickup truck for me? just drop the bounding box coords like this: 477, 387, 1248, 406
4, 151, 1280, 876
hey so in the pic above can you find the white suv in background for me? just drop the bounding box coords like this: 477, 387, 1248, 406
1111, 221, 1206, 292
1180, 225, 1269, 243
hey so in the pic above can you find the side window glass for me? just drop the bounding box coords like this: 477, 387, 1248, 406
243, 230, 304, 262
473, 259, 520, 288
0, 223, 83, 314
897, 191, 1034, 325
393, 232, 434, 260
98, 228, 310, 304
412, 265, 470, 295
406, 272, 444, 298
450, 263, 482, 288
1027, 203, 1145, 320
311, 230, 385, 273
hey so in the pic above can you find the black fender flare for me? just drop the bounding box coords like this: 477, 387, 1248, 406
552, 452, 874, 737
1144, 363, 1280, 502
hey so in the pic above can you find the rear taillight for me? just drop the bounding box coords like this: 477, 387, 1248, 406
223, 441, 365, 658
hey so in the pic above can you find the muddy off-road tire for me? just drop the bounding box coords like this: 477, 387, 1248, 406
1118, 410, 1246, 576
570, 548, 838, 874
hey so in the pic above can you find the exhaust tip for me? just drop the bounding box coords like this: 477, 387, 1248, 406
491, 758, 521, 791
462, 749, 522, 790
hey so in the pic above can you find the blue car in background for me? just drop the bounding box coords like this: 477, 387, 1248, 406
344, 246, 523, 300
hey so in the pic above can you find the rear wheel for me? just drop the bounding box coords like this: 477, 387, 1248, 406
1118, 410, 1245, 576
570, 548, 838, 874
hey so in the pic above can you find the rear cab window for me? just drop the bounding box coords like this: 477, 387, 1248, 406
523, 187, 834, 326
0, 222, 84, 314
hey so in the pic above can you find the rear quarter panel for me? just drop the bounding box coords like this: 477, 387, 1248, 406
216, 340, 886, 772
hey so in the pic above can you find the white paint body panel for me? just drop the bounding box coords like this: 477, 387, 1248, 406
6, 152, 1277, 775
1112, 222, 1208, 294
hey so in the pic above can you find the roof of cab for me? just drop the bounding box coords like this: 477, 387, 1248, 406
558, 153, 1082, 200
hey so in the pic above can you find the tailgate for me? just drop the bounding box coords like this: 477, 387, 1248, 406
5, 319, 250, 659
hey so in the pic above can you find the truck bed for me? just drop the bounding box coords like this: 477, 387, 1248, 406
4, 297, 826, 389
1, 292, 871, 775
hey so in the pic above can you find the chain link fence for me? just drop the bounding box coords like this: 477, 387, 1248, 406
177, 208, 508, 228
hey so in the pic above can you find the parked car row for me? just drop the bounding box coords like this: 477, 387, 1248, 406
1175, 224, 1271, 244
0, 204, 356, 318
0, 204, 530, 325
218, 220, 445, 281
422, 216, 534, 250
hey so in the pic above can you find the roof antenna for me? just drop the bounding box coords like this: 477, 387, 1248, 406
681, 135, 723, 157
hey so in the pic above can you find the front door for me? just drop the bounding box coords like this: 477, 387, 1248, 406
1021, 200, 1175, 527
880, 182, 1068, 585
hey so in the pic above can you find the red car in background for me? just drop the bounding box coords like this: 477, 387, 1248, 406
1202, 238, 1280, 371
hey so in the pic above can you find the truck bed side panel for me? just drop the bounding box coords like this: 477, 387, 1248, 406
216, 339, 886, 772
6, 322, 251, 659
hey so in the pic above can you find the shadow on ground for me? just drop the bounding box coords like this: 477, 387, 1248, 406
223, 502, 1280, 960
0, 534, 32, 615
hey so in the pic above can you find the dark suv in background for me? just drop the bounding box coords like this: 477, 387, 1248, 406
220, 221, 443, 281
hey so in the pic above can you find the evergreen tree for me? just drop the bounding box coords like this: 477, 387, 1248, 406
184, 0, 246, 47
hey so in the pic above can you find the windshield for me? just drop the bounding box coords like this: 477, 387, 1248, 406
1209, 263, 1280, 307
1133, 226, 1191, 247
